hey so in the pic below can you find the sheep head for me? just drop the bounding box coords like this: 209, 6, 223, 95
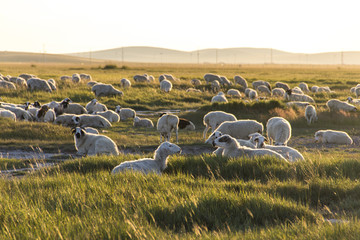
214, 134, 232, 148
72, 127, 86, 139
205, 131, 222, 146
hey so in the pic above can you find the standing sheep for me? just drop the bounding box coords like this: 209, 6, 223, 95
92, 83, 123, 97
111, 142, 181, 175
285, 89, 314, 103
72, 114, 112, 128
305, 105, 318, 125
299, 82, 310, 92
214, 120, 263, 140
227, 89, 241, 98
86, 99, 108, 114
133, 116, 154, 128
204, 73, 221, 83
326, 99, 357, 112
203, 111, 237, 140
211, 80, 221, 93
72, 73, 81, 83
252, 80, 271, 91
275, 82, 290, 91
234, 75, 248, 89
157, 113, 179, 143
211, 92, 228, 103
315, 130, 353, 145
272, 88, 286, 98
27, 78, 52, 92
266, 117, 291, 146
120, 78, 131, 88
160, 79, 173, 93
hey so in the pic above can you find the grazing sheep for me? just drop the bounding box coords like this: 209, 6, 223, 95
72, 73, 81, 83
47, 79, 56, 91
252, 80, 271, 91
72, 114, 112, 128
204, 73, 221, 83
120, 78, 131, 88
214, 134, 286, 161
305, 105, 317, 125
0, 109, 16, 121
219, 76, 232, 86
0, 105, 33, 121
157, 113, 179, 143
54, 114, 76, 127
299, 82, 310, 92
286, 101, 310, 108
60, 75, 71, 81
178, 118, 195, 130
214, 120, 263, 140
14, 77, 27, 88
248, 89, 258, 100
347, 96, 360, 105
86, 99, 108, 114
115, 105, 136, 121
92, 83, 123, 97
203, 111, 237, 140
44, 108, 56, 123
159, 74, 177, 82
318, 86, 332, 93
19, 73, 35, 80
234, 75, 248, 89
311, 85, 319, 93
315, 130, 353, 145
59, 99, 87, 115
72, 127, 119, 156
191, 79, 201, 86
133, 116, 154, 128
272, 88, 286, 97
94, 110, 120, 123
285, 89, 314, 103
275, 82, 290, 91
292, 86, 304, 94
244, 88, 253, 97
211, 80, 221, 92
0, 80, 16, 90
80, 73, 92, 81
186, 88, 201, 93
266, 117, 291, 146
160, 79, 173, 93
87, 81, 100, 87
27, 78, 52, 92
111, 142, 181, 175
211, 92, 228, 103
133, 74, 151, 83
326, 99, 357, 112
257, 85, 272, 96
227, 89, 241, 98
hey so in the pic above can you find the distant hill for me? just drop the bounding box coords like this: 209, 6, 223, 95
0, 51, 103, 63
68, 46, 360, 65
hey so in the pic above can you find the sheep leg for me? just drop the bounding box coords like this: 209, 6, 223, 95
203, 125, 210, 140
175, 127, 178, 143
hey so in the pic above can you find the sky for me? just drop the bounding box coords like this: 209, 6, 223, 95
1, 0, 360, 54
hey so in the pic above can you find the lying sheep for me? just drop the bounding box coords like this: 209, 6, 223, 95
0, 109, 16, 121
47, 79, 56, 91
248, 89, 258, 100
299, 82, 310, 92
44, 108, 56, 123
35, 105, 50, 122
54, 114, 76, 127
115, 105, 136, 121
211, 92, 228, 103
318, 86, 332, 93
15, 77, 28, 88
214, 120, 263, 140
72, 127, 119, 156
160, 79, 173, 93
72, 114, 112, 128
257, 85, 272, 96
211, 80, 221, 93
157, 113, 179, 143
0, 105, 33, 121
311, 85, 319, 93
285, 89, 314, 103
111, 141, 181, 175
191, 79, 201, 86
305, 105, 317, 125
266, 117, 291, 146
27, 78, 52, 92
19, 73, 35, 80
80, 73, 92, 81
86, 99, 108, 114
252, 80, 271, 91
227, 89, 241, 98
326, 99, 357, 112
92, 83, 123, 97
133, 116, 154, 128
244, 88, 253, 97
60, 75, 72, 81
0, 80, 16, 90
203, 111, 237, 140
120, 78, 131, 88
94, 110, 120, 123
315, 130, 353, 145
58, 99, 87, 115
275, 82, 290, 91
347, 97, 360, 105
178, 118, 195, 131
234, 75, 248, 89
214, 134, 287, 161
272, 88, 286, 97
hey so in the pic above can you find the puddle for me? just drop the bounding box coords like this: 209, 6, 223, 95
0, 149, 70, 160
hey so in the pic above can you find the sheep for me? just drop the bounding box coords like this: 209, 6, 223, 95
80, 73, 92, 81
203, 111, 237, 140
159, 74, 177, 82
87, 81, 100, 87
19, 73, 35, 80
47, 79, 56, 91
157, 113, 179, 143
326, 99, 357, 112
285, 89, 314, 103
266, 117, 291, 146
227, 89, 241, 98
234, 75, 248, 89
0, 109, 16, 121
133, 116, 154, 128
311, 85, 319, 93
86, 99, 108, 114
205, 131, 256, 150
299, 82, 310, 92
59, 99, 87, 115
214, 120, 263, 140
252, 134, 304, 162
44, 108, 56, 123
84, 127, 99, 134
305, 105, 317, 125
355, 87, 360, 98
178, 118, 195, 131
257, 85, 272, 96
133, 74, 151, 83
219, 76, 232, 86
286, 101, 310, 108
0, 105, 33, 121
111, 141, 181, 175
94, 110, 120, 123
272, 88, 286, 97
92, 83, 123, 97
115, 105, 136, 121
191, 79, 201, 86
315, 130, 353, 145
252, 80, 271, 91
275, 82, 290, 91
120, 78, 131, 88
72, 127, 119, 156
204, 73, 221, 83
186, 88, 201, 93
160, 79, 173, 93
0, 80, 16, 90
318, 86, 332, 93
248, 89, 258, 100
54, 114, 76, 127
27, 78, 52, 92
214, 134, 287, 161
211, 92, 228, 103
244, 88, 253, 97
35, 105, 50, 122
347, 96, 360, 105
292, 86, 304, 94
14, 77, 27, 88
211, 80, 221, 92
72, 114, 112, 128
72, 73, 81, 83
60, 75, 71, 81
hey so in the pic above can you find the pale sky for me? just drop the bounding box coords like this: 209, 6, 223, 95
1, 0, 360, 54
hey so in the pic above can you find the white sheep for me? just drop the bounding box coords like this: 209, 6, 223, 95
72, 114, 112, 128
133, 116, 154, 128
219, 76, 232, 86
80, 73, 92, 81
244, 88, 253, 97
19, 73, 36, 80
272, 88, 286, 97
214, 120, 263, 140
252, 80, 271, 91
191, 79, 201, 86
0, 80, 16, 90
0, 109, 16, 121
160, 79, 173, 93
275, 82, 290, 91
54, 114, 76, 127
203, 111, 237, 139
59, 100, 87, 115
211, 92, 228, 103
72, 73, 81, 83
92, 83, 123, 97
87, 81, 100, 87
120, 78, 131, 88
227, 89, 241, 98
44, 109, 56, 123
347, 97, 360, 105
27, 78, 52, 92
15, 77, 27, 88
111, 141, 181, 175
285, 89, 314, 103
257, 85, 272, 96
159, 74, 177, 82
94, 110, 120, 123
86, 99, 108, 114
299, 82, 310, 92
305, 105, 317, 125
0, 105, 33, 121
72, 127, 119, 156
214, 134, 287, 161
234, 75, 248, 89
204, 73, 221, 83
318, 86, 332, 93
47, 79, 56, 91
266, 117, 291, 146
115, 105, 136, 121
60, 75, 71, 81
248, 89, 258, 100
211, 80, 221, 92
292, 86, 304, 94
311, 85, 319, 93
84, 127, 99, 134
133, 74, 151, 83
315, 130, 353, 145
326, 99, 357, 112
157, 113, 179, 143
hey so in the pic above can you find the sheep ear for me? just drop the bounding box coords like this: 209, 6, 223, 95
81, 129, 86, 135
71, 128, 76, 134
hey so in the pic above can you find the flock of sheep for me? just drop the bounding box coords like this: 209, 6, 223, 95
0, 71, 357, 175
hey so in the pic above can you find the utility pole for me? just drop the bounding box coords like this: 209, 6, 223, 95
341, 51, 344, 65
197, 50, 200, 65
215, 49, 218, 64
270, 48, 273, 64
122, 47, 124, 65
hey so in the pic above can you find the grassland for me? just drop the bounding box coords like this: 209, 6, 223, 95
1, 63, 360, 238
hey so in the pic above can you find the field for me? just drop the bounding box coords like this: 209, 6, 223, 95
1, 63, 360, 239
